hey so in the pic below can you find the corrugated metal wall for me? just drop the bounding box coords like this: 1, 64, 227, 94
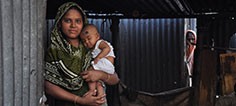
117, 19, 186, 93
197, 18, 236, 50
47, 18, 196, 93
0, 0, 47, 106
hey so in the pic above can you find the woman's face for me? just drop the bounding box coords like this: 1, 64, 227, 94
186, 32, 196, 45
60, 8, 83, 39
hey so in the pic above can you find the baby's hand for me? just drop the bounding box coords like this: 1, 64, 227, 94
93, 58, 100, 64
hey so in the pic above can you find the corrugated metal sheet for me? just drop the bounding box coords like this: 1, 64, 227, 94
0, 0, 47, 106
117, 18, 186, 93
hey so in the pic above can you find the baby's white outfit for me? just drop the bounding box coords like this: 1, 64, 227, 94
91, 39, 115, 74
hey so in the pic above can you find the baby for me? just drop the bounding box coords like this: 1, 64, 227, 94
80, 24, 115, 96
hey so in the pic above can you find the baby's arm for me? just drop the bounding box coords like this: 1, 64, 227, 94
94, 40, 111, 64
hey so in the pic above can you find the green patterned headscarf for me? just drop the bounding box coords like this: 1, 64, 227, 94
44, 2, 91, 93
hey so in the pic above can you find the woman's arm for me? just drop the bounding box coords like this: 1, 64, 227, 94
101, 72, 120, 85
45, 80, 76, 101
44, 80, 106, 105
81, 70, 120, 85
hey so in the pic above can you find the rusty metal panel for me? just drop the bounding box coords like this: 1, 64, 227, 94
220, 53, 236, 95
0, 0, 47, 106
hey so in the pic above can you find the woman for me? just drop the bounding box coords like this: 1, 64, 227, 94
185, 30, 197, 87
44, 2, 120, 106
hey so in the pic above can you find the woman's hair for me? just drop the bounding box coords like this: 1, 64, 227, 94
186, 31, 195, 39
54, 2, 87, 29
61, 6, 86, 24
186, 30, 197, 43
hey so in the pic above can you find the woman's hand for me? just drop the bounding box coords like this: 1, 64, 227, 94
78, 90, 106, 106
81, 70, 120, 85
81, 70, 103, 82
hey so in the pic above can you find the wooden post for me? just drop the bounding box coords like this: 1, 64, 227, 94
107, 17, 120, 106
194, 49, 217, 106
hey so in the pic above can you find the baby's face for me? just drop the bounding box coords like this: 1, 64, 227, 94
80, 29, 100, 49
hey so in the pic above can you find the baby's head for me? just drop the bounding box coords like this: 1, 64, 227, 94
80, 24, 100, 49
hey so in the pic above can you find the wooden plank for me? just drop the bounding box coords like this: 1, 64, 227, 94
220, 53, 236, 95
195, 49, 217, 106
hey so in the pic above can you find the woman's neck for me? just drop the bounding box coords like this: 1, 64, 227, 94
68, 38, 80, 48
186, 45, 195, 58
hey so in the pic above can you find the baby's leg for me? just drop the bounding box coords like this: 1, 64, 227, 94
96, 81, 105, 96
88, 81, 97, 96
